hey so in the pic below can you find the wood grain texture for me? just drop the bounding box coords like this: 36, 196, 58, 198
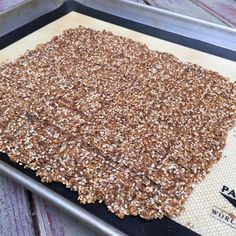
0, 175, 35, 236
0, 0, 24, 12
32, 195, 98, 236
145, 0, 226, 25
191, 0, 236, 27
128, 0, 147, 4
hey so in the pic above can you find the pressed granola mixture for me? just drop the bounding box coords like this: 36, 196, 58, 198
0, 27, 235, 219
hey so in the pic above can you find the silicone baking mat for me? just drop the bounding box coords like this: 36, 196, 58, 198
0, 2, 235, 235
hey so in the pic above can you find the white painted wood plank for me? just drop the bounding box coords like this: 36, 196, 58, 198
145, 0, 227, 25
191, 0, 236, 27
0, 175, 35, 236
32, 195, 98, 236
128, 0, 147, 4
0, 0, 24, 12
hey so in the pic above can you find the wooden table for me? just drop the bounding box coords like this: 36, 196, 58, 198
130, 0, 236, 28
0, 0, 236, 235
0, 176, 98, 236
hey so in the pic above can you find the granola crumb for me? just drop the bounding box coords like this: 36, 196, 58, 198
0, 26, 235, 220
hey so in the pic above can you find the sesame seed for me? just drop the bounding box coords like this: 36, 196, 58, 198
0, 26, 235, 220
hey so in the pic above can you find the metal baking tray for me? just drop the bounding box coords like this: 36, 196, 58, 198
80, 0, 236, 51
1, 0, 236, 50
0, 1, 235, 235
0, 0, 64, 36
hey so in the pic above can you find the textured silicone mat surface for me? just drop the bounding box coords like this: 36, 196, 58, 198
0, 12, 235, 236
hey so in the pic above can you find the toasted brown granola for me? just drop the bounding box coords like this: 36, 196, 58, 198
0, 26, 235, 219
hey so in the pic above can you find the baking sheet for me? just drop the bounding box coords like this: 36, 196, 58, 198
79, 0, 236, 51
0, 158, 126, 236
0, 5, 236, 236
0, 0, 65, 36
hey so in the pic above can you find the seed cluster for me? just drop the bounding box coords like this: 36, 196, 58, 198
0, 27, 235, 219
